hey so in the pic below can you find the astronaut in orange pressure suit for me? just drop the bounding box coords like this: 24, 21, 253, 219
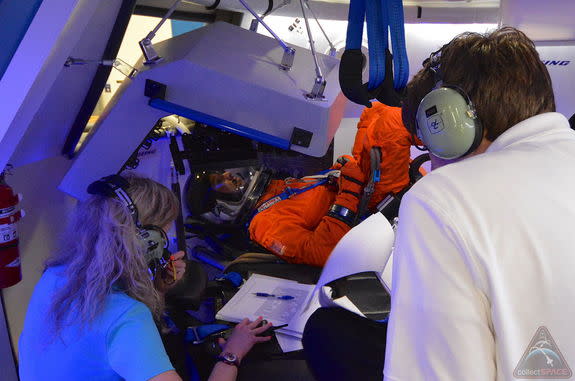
247, 103, 418, 267
185, 103, 418, 267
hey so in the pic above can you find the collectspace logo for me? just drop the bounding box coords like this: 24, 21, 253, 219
514, 326, 572, 379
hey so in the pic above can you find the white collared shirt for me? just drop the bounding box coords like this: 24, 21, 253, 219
384, 113, 575, 380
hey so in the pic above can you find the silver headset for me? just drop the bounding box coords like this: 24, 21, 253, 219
415, 50, 483, 160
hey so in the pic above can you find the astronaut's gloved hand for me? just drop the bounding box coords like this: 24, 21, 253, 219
326, 156, 366, 227
336, 155, 365, 198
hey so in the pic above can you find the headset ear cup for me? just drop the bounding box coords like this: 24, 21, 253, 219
465, 105, 484, 155
415, 125, 423, 142
446, 87, 483, 157
139, 226, 168, 264
416, 87, 480, 160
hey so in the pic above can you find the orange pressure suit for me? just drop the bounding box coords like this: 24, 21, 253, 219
248, 103, 418, 267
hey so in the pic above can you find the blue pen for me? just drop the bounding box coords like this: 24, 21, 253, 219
253, 292, 295, 300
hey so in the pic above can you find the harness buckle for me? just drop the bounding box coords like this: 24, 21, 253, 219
187, 326, 204, 344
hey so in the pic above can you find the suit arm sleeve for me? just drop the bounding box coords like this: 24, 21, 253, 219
249, 192, 358, 267
384, 190, 495, 381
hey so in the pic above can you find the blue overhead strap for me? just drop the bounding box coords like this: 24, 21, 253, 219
387, 0, 409, 89
339, 0, 409, 108
366, 0, 386, 89
344, 0, 365, 50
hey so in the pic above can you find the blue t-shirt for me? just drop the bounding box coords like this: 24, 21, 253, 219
19, 266, 174, 381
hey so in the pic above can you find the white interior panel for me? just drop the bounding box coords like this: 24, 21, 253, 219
501, 0, 575, 41
61, 21, 346, 199
537, 43, 575, 117
0, 0, 103, 172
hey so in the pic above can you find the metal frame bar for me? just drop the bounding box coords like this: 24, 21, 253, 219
150, 0, 181, 37
303, 0, 336, 56
139, 0, 182, 64
61, 0, 138, 158
133, 5, 216, 22
237, 0, 296, 70
298, 0, 325, 99
237, 0, 289, 51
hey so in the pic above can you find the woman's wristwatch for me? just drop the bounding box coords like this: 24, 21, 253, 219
216, 352, 240, 367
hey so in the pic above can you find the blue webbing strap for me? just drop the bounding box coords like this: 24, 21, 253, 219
215, 272, 243, 288
366, 0, 386, 89
185, 324, 231, 344
387, 0, 409, 89
250, 177, 330, 220
345, 0, 409, 90
345, 0, 365, 50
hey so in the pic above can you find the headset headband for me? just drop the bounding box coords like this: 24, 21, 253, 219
87, 175, 140, 226
427, 49, 443, 87
424, 48, 476, 107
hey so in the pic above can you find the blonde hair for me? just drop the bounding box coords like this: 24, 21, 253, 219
46, 173, 179, 333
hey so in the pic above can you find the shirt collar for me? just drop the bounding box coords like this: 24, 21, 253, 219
486, 112, 570, 153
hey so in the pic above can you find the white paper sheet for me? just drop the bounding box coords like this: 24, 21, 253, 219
275, 332, 303, 352
331, 295, 365, 317
318, 212, 394, 289
301, 213, 394, 311
216, 274, 314, 327
282, 286, 323, 338
382, 251, 394, 290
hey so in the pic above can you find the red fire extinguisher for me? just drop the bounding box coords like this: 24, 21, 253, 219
0, 168, 23, 289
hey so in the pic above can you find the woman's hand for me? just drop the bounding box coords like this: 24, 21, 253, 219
218, 317, 273, 363
166, 251, 186, 282
154, 251, 186, 293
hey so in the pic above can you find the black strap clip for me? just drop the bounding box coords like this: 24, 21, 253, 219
339, 49, 404, 108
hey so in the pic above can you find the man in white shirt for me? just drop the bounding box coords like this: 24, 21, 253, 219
384, 27, 575, 380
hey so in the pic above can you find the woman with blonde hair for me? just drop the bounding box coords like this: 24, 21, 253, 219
19, 174, 271, 381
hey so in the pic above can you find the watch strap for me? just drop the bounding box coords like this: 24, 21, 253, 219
327, 204, 356, 227
216, 352, 239, 367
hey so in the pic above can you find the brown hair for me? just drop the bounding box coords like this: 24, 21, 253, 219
402, 27, 555, 142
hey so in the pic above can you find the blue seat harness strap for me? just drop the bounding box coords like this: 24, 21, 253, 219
251, 177, 330, 220
185, 324, 231, 344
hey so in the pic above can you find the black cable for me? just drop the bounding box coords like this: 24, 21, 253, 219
205, 0, 220, 10
409, 153, 430, 184
263, 0, 274, 16
172, 179, 187, 252
169, 135, 186, 252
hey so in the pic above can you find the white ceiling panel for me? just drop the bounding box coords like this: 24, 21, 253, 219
501, 0, 575, 41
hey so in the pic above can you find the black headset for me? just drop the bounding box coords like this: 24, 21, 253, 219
87, 174, 170, 279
